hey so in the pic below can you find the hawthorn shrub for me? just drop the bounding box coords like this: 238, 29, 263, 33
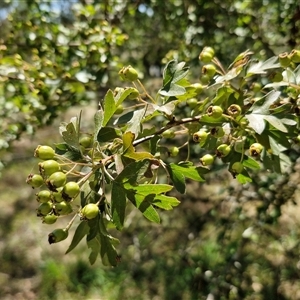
27, 48, 300, 266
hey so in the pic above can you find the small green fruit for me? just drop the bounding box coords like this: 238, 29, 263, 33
206, 105, 223, 119
54, 201, 73, 215
63, 181, 80, 198
162, 129, 175, 139
227, 104, 242, 118
39, 160, 61, 176
193, 131, 208, 143
249, 143, 264, 156
269, 72, 283, 83
216, 144, 231, 157
290, 49, 300, 63
48, 228, 68, 244
231, 162, 244, 174
127, 88, 140, 100
118, 65, 139, 81
36, 190, 51, 203
34, 145, 55, 160
42, 214, 58, 224
47, 172, 67, 190
81, 203, 99, 220
210, 127, 225, 138
199, 47, 215, 63
52, 191, 64, 203
169, 146, 179, 157
200, 154, 214, 166
189, 83, 203, 95
187, 98, 198, 109
79, 136, 93, 148
202, 64, 217, 78
26, 174, 44, 188
200, 74, 211, 84
278, 52, 291, 68
37, 201, 53, 217
115, 105, 124, 115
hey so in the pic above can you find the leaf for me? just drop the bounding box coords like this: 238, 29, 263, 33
263, 115, 287, 133
87, 236, 100, 265
247, 56, 280, 76
245, 114, 265, 134
242, 157, 261, 170
115, 87, 139, 107
97, 126, 121, 142
159, 60, 189, 97
251, 91, 281, 114
99, 214, 119, 266
103, 90, 116, 126
152, 102, 176, 116
245, 91, 282, 134
236, 172, 252, 184
167, 162, 207, 194
60, 121, 80, 149
115, 159, 150, 184
65, 221, 90, 254
153, 194, 180, 210
94, 110, 104, 141
127, 184, 173, 195
122, 132, 154, 161
126, 108, 147, 136
111, 182, 127, 230
212, 86, 235, 106
127, 191, 160, 223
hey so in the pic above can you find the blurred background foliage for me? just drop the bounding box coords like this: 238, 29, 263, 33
1, 0, 300, 299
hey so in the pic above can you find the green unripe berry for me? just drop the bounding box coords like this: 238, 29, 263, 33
52, 191, 64, 203
206, 105, 223, 119
210, 127, 225, 138
231, 162, 244, 174
36, 190, 51, 203
290, 49, 300, 63
37, 201, 53, 217
48, 228, 68, 244
127, 88, 140, 100
187, 98, 198, 109
169, 146, 179, 157
162, 129, 175, 139
34, 145, 55, 160
54, 201, 73, 215
200, 74, 211, 85
269, 72, 283, 83
79, 136, 93, 148
202, 64, 217, 78
42, 214, 58, 224
47, 172, 67, 190
26, 174, 44, 188
227, 104, 242, 118
193, 131, 208, 143
249, 143, 264, 156
81, 203, 99, 220
216, 144, 231, 157
118, 65, 139, 81
115, 105, 124, 115
189, 83, 203, 95
251, 82, 262, 93
63, 181, 80, 198
199, 47, 215, 63
39, 160, 61, 176
278, 52, 291, 68
200, 154, 214, 166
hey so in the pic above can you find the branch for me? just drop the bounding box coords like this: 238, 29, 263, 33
133, 115, 202, 146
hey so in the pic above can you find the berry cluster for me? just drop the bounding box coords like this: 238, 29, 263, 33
26, 145, 100, 244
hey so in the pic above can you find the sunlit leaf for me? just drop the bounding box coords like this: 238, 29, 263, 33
66, 221, 90, 254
